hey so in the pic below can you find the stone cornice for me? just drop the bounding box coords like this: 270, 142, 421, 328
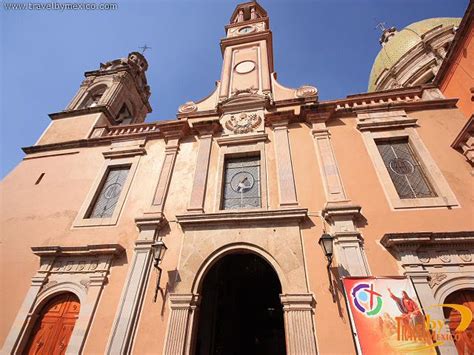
24, 87, 460, 156
31, 244, 125, 257
380, 231, 474, 249
191, 119, 222, 136
49, 105, 114, 122
215, 132, 268, 146
265, 110, 297, 127
176, 208, 308, 227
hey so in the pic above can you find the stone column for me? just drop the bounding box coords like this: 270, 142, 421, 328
267, 113, 298, 207
106, 218, 161, 354
280, 294, 318, 355
187, 121, 221, 213
163, 294, 200, 355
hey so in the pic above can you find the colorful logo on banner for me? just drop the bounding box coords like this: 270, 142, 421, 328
351, 282, 383, 317
343, 277, 474, 354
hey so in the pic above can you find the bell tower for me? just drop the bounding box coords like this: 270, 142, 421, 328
219, 2, 272, 103
37, 52, 152, 145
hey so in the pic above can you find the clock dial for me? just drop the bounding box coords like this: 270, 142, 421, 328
238, 26, 254, 34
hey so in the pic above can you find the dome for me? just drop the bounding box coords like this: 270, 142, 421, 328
368, 18, 461, 92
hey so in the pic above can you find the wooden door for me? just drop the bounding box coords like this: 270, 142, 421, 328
444, 289, 474, 355
26, 293, 80, 355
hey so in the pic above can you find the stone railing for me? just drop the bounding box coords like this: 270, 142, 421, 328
335, 91, 422, 112
90, 122, 160, 139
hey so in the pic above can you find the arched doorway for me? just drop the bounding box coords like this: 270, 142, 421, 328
25, 293, 80, 355
443, 289, 474, 355
195, 253, 286, 355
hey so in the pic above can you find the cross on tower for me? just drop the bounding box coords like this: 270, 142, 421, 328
375, 22, 387, 32
139, 44, 151, 54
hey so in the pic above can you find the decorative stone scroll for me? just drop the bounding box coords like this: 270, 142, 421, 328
295, 85, 318, 98
178, 101, 197, 114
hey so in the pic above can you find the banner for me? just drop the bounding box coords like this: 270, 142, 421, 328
342, 277, 436, 354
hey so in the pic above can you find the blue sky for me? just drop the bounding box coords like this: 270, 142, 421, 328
0, 0, 467, 178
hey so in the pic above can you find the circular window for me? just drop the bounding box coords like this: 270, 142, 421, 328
234, 61, 256, 74
389, 158, 415, 175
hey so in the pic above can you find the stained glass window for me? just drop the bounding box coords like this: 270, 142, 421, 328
222, 156, 261, 209
87, 166, 130, 218
376, 139, 436, 199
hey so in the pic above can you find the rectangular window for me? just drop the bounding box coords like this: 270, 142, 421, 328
376, 139, 436, 199
87, 166, 130, 218
222, 156, 261, 209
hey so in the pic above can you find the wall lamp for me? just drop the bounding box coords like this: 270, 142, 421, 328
152, 240, 168, 302
318, 233, 336, 302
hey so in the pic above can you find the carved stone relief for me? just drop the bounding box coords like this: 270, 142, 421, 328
429, 272, 447, 288
223, 111, 263, 134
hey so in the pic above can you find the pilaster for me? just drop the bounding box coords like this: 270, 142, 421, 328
267, 112, 298, 207
405, 268, 457, 355
163, 294, 200, 355
147, 121, 189, 215
323, 202, 370, 277
106, 217, 164, 355
280, 294, 318, 355
307, 112, 347, 202
188, 121, 221, 213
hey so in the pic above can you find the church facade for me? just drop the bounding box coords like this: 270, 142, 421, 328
1, 2, 473, 354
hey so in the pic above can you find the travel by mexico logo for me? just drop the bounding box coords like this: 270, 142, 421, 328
351, 282, 383, 317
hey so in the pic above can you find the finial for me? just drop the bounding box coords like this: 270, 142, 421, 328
139, 44, 151, 54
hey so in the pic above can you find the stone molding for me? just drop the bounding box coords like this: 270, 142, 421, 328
380, 231, 474, 249
215, 131, 268, 146
73, 154, 141, 228
360, 125, 459, 209
356, 110, 418, 131
176, 208, 308, 227
101, 138, 147, 159
1, 244, 123, 355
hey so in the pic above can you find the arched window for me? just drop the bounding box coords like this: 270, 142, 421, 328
79, 86, 106, 109
25, 293, 80, 355
444, 289, 474, 354
115, 103, 133, 125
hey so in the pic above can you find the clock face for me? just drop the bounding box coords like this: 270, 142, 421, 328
230, 171, 255, 193
238, 26, 254, 34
